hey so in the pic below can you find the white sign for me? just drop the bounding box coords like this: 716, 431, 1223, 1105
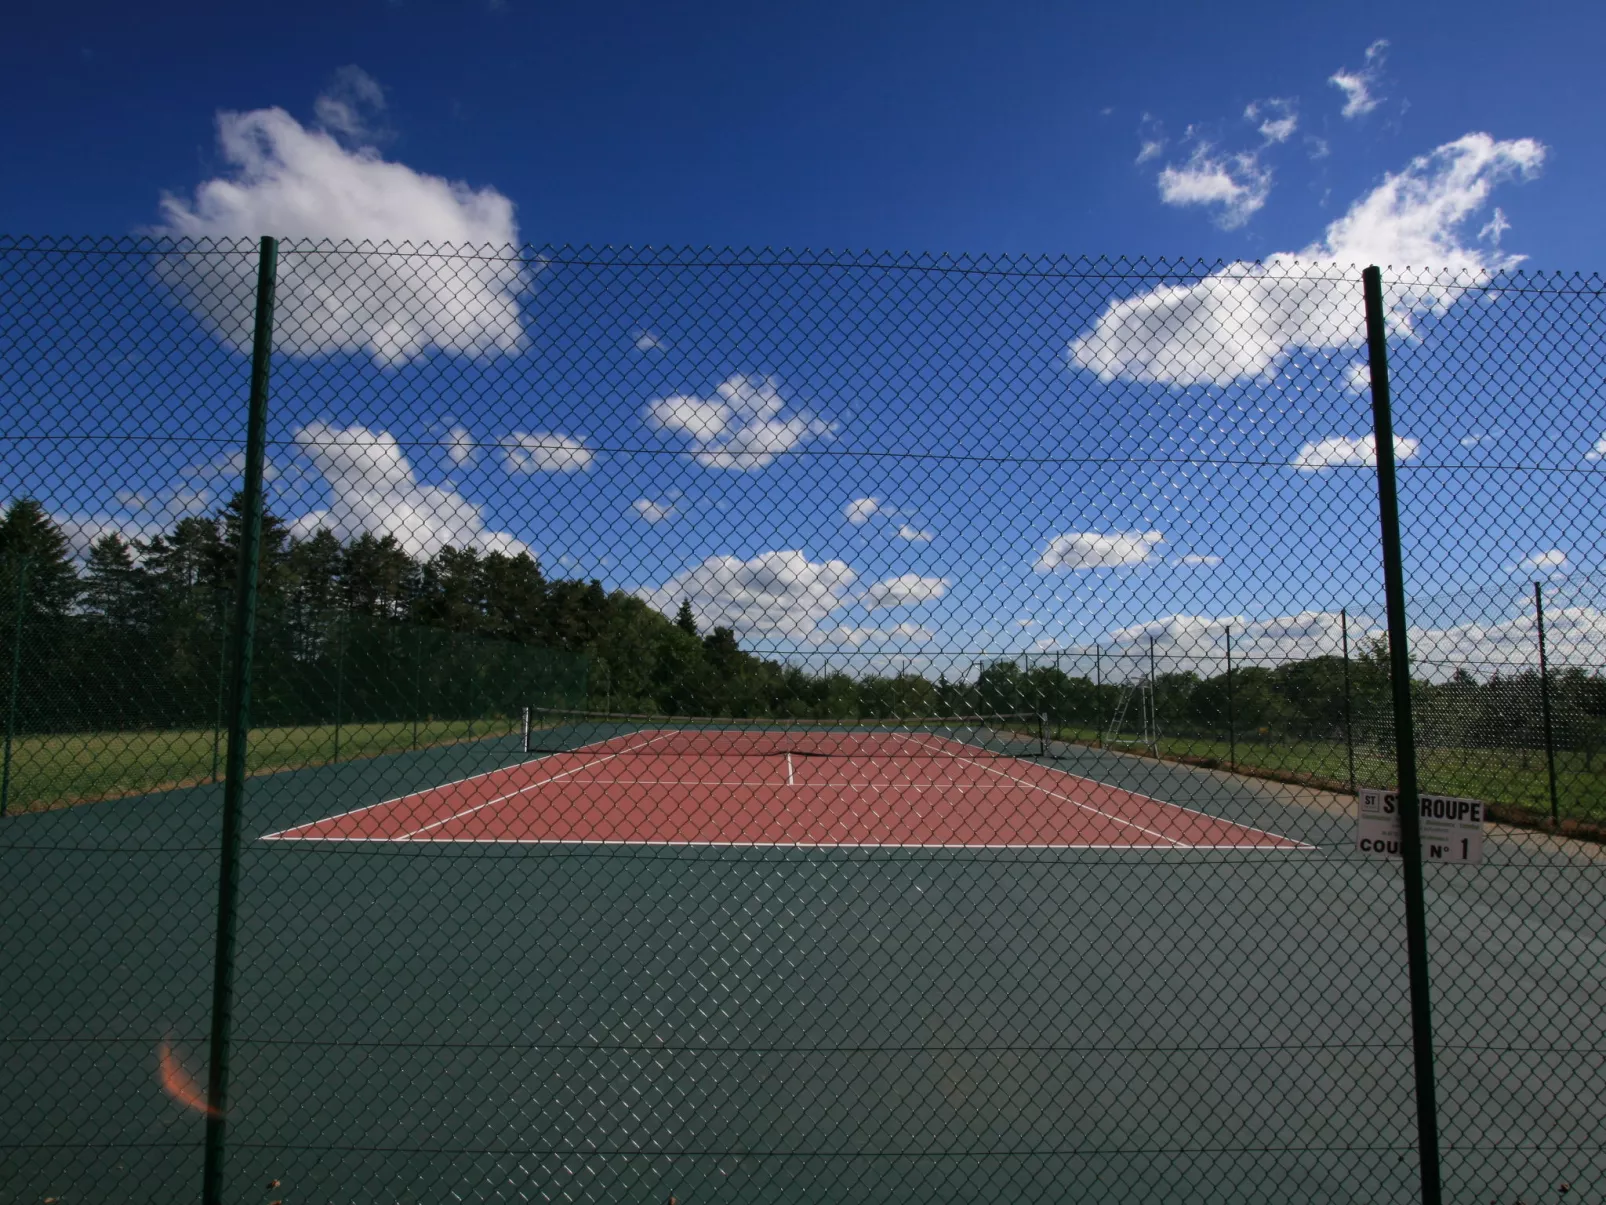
1356, 788, 1485, 864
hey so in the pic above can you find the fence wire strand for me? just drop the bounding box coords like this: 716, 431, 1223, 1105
1, 239, 1603, 1205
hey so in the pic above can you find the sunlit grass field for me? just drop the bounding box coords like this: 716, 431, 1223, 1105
1048, 725, 1606, 825
6, 716, 1605, 827
1, 718, 518, 814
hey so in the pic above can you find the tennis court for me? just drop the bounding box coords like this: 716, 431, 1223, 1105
263, 717, 1306, 849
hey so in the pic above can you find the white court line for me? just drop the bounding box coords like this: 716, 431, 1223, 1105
260, 729, 670, 841
787, 752, 795, 786
277, 837, 1300, 850
904, 732, 1310, 850
395, 730, 678, 840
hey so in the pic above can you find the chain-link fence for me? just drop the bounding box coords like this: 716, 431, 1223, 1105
2, 238, 1603, 1205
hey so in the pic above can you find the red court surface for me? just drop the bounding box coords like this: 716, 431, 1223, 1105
264, 729, 1307, 850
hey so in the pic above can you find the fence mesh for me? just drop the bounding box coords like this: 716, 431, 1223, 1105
2, 238, 1603, 1204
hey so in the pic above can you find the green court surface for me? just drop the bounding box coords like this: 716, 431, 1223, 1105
3, 729, 1603, 1204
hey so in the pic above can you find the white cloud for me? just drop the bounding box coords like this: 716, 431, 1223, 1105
860, 574, 950, 610
290, 421, 525, 558
632, 498, 677, 523
1106, 612, 1354, 675
1584, 436, 1606, 462
1156, 144, 1273, 229
444, 425, 476, 468
1094, 602, 1606, 684
1515, 550, 1567, 574
646, 374, 835, 470
1245, 98, 1298, 144
634, 330, 664, 351
504, 432, 593, 473
151, 106, 527, 367
1292, 434, 1420, 470
640, 550, 855, 640
1330, 39, 1389, 119
896, 523, 935, 543
1179, 554, 1223, 566
822, 622, 935, 647
1344, 361, 1374, 395
1136, 139, 1166, 165
1071, 133, 1546, 387
843, 497, 881, 525
313, 65, 389, 145
1036, 530, 1163, 571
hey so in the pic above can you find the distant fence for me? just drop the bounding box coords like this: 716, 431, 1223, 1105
2, 239, 1605, 1205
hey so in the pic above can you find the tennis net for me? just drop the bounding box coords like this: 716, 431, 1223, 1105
523, 707, 1049, 759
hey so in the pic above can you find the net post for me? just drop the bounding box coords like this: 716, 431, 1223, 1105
1038, 712, 1048, 758
522, 705, 531, 755
1364, 263, 1442, 1205
202, 235, 277, 1205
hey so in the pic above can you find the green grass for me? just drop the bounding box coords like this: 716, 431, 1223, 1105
1049, 725, 1606, 824
0, 718, 517, 814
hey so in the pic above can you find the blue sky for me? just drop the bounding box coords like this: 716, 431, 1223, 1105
4, 0, 1604, 682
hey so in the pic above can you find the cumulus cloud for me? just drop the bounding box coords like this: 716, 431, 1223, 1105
822, 622, 935, 647
290, 421, 525, 558
1104, 612, 1353, 675
1245, 98, 1298, 144
844, 497, 881, 525
1157, 144, 1273, 229
504, 432, 593, 473
1515, 550, 1567, 574
1036, 530, 1163, 571
1584, 436, 1606, 462
1330, 39, 1389, 119
632, 498, 677, 523
1097, 602, 1606, 683
1179, 554, 1223, 566
646, 374, 835, 470
860, 574, 950, 610
896, 523, 935, 543
1292, 434, 1420, 470
633, 330, 664, 351
1071, 133, 1546, 387
640, 550, 855, 640
444, 425, 476, 468
151, 105, 527, 367
313, 65, 389, 145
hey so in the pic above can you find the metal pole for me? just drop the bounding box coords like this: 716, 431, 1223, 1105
413, 627, 422, 751
1342, 607, 1357, 796
1363, 263, 1442, 1205
332, 612, 346, 762
1226, 625, 1235, 770
1535, 581, 1560, 825
1, 558, 29, 818
1095, 644, 1102, 750
202, 235, 277, 1205
1148, 635, 1158, 754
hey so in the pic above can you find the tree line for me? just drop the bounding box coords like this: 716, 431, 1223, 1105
2, 495, 1604, 756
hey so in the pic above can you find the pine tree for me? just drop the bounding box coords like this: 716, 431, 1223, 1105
0, 498, 80, 624
674, 599, 698, 637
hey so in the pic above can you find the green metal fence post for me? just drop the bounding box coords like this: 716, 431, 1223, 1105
1, 557, 29, 818
1342, 607, 1357, 796
332, 611, 347, 762
413, 626, 422, 750
1534, 581, 1560, 825
1225, 624, 1235, 770
1095, 644, 1102, 750
1363, 264, 1442, 1205
201, 235, 278, 1205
